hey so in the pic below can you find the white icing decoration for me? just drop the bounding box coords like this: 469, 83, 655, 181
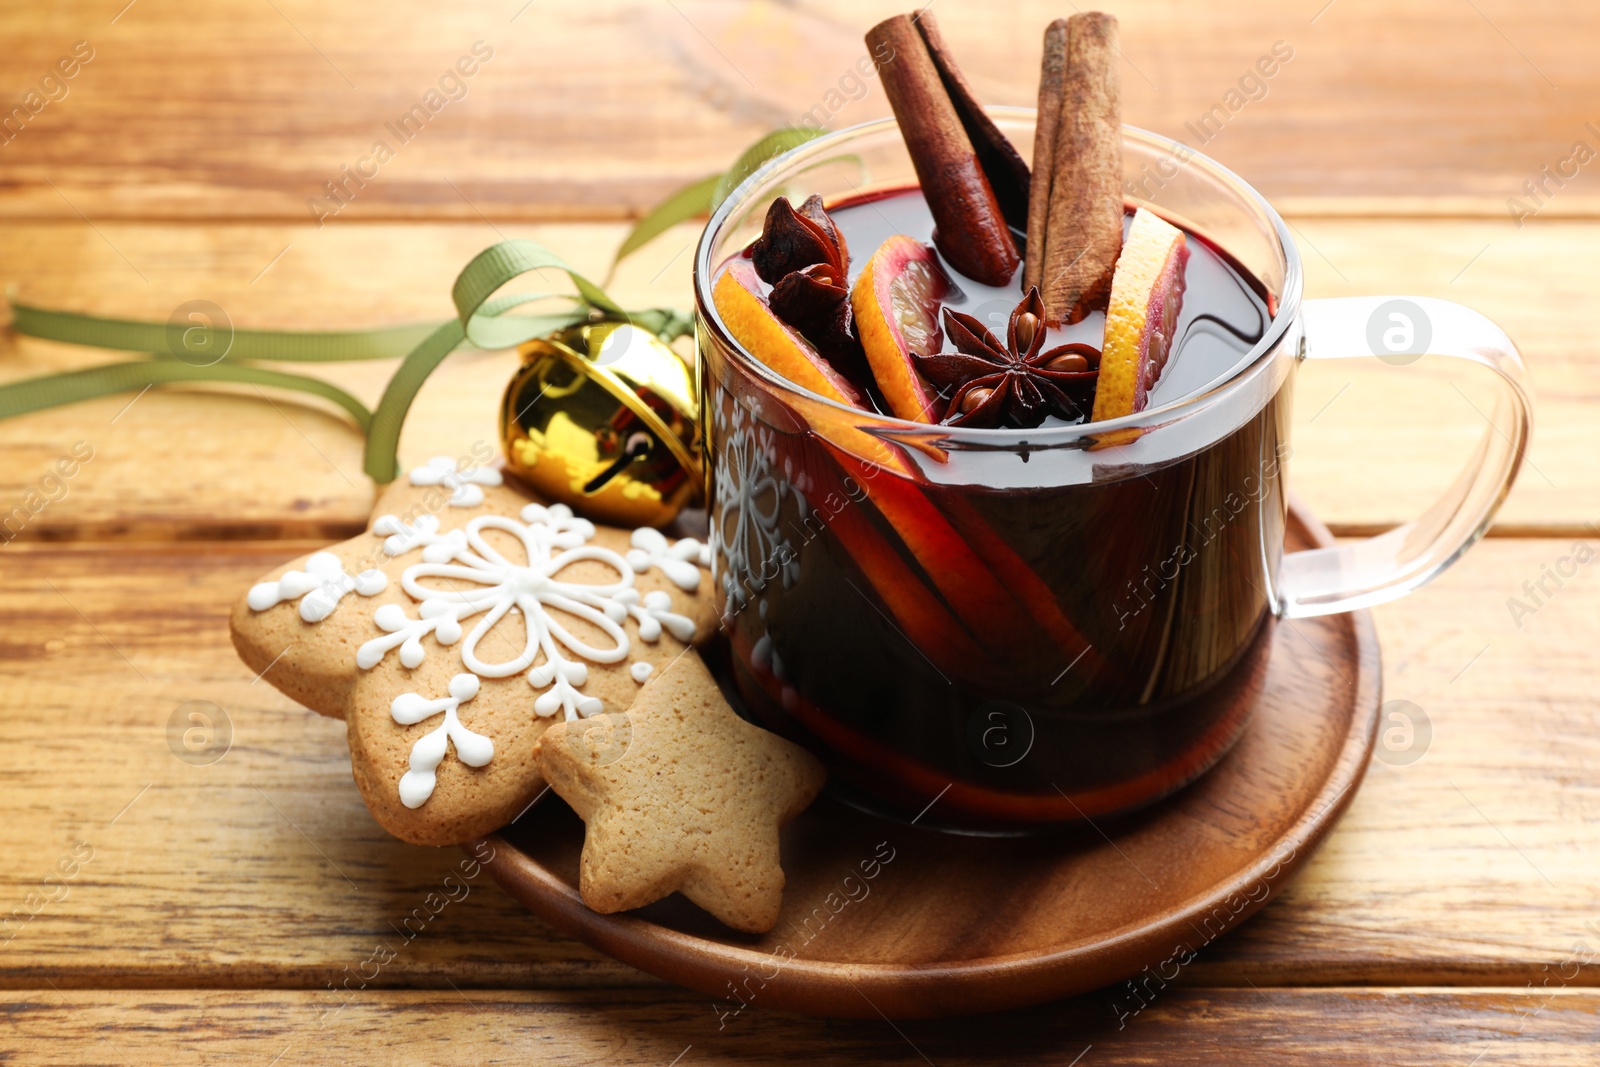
360, 502, 703, 721
372, 513, 467, 561
247, 551, 387, 623
408, 455, 504, 508
390, 673, 493, 808
630, 662, 653, 683
626, 527, 710, 592
710, 402, 803, 617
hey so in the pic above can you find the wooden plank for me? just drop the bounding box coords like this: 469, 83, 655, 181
1192, 531, 1600, 986
5, 988, 1600, 1064
0, 538, 1596, 989
0, 217, 1593, 540
0, 0, 1595, 221
1287, 217, 1599, 539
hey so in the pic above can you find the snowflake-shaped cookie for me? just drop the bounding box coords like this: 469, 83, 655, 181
229, 468, 716, 846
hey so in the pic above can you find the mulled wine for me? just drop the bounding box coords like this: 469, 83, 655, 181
703, 181, 1285, 831
697, 10, 1294, 831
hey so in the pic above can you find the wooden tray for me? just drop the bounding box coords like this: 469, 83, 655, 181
479, 502, 1381, 1019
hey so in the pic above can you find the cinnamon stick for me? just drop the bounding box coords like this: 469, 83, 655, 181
913, 11, 1031, 233
1031, 12, 1123, 326
867, 14, 1020, 287
1024, 19, 1069, 295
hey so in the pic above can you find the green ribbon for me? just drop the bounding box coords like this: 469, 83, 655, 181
8, 302, 442, 363
0, 360, 375, 431
2, 239, 693, 484
1, 126, 828, 485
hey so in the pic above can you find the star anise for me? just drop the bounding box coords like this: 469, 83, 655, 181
749, 195, 867, 378
913, 287, 1100, 429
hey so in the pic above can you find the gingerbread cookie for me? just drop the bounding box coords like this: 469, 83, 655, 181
230, 454, 717, 846
536, 651, 826, 932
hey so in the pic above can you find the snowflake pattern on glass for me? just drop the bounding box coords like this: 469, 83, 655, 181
709, 400, 805, 617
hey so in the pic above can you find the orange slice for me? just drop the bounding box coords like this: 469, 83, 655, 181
817, 491, 990, 677
713, 259, 863, 407
850, 235, 949, 422
822, 443, 1033, 658
1090, 208, 1189, 424
936, 493, 1102, 684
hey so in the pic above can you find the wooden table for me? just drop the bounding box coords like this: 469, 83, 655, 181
2, 1, 1596, 1061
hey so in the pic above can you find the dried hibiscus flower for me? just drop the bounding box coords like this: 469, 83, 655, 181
913, 287, 1100, 429
749, 195, 865, 376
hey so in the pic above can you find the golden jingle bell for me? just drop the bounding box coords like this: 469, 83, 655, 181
499, 320, 703, 528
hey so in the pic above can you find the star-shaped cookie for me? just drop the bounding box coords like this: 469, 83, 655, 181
230, 453, 717, 846
536, 651, 826, 933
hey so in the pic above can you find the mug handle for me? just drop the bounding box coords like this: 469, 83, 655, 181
1275, 296, 1533, 618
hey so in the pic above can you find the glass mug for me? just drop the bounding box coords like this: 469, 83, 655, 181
692, 110, 1531, 833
